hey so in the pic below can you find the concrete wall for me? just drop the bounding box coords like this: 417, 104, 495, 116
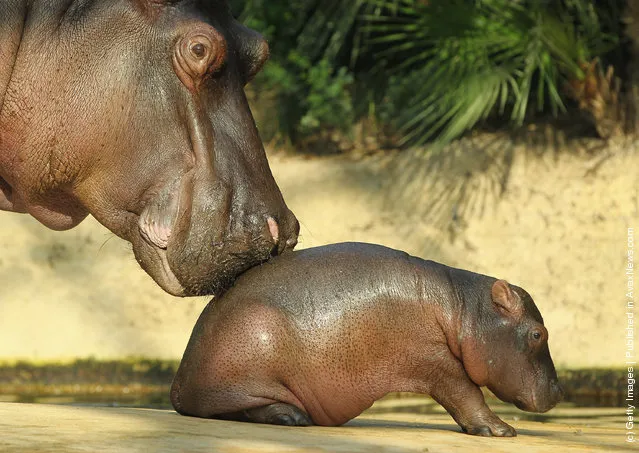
0, 136, 636, 367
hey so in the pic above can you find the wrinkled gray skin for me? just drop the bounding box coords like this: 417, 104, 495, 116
0, 0, 299, 296
171, 242, 564, 437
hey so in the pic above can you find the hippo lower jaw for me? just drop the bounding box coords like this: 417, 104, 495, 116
133, 231, 188, 296
151, 247, 187, 296
513, 393, 560, 413
132, 201, 284, 297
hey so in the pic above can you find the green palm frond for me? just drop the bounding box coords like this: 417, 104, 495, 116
233, 0, 621, 147
361, 0, 618, 146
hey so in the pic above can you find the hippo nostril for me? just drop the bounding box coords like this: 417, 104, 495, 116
284, 217, 300, 251
265, 213, 298, 255
266, 217, 279, 244
286, 237, 298, 249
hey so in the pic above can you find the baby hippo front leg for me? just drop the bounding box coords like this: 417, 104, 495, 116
426, 352, 516, 437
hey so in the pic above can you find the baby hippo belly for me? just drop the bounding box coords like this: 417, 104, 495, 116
281, 348, 388, 426
171, 301, 397, 426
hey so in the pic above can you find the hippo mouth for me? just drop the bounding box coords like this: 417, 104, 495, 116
133, 217, 279, 297
131, 225, 187, 296
133, 226, 279, 296
131, 188, 283, 297
513, 392, 558, 413
147, 241, 188, 295
513, 397, 530, 411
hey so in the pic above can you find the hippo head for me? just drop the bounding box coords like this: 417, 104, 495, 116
460, 280, 563, 413
13, 0, 299, 295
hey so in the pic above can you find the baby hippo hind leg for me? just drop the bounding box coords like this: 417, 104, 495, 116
218, 403, 314, 426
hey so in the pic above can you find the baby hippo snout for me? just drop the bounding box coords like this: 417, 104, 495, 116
515, 378, 564, 413
540, 379, 564, 412
552, 379, 565, 401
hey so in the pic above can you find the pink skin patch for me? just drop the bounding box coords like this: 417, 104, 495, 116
138, 179, 182, 250
267, 217, 279, 243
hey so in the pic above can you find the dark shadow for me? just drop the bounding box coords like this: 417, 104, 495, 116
110, 405, 625, 453
355, 124, 616, 259
346, 418, 460, 433
371, 133, 517, 258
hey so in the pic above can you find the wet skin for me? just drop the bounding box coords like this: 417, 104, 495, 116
171, 242, 564, 436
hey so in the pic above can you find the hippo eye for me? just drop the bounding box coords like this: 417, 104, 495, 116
174, 27, 227, 92
190, 43, 207, 59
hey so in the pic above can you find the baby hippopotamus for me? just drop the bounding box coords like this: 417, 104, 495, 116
171, 243, 563, 436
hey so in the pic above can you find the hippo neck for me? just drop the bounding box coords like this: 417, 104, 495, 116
0, 1, 95, 228
408, 258, 467, 359
447, 266, 495, 330
447, 266, 497, 385
0, 1, 27, 125
1, 1, 82, 108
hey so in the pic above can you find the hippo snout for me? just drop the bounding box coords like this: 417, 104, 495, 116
549, 378, 565, 405
265, 211, 300, 256
539, 378, 564, 412
516, 379, 564, 413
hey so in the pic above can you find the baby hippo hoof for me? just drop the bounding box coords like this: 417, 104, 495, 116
463, 420, 516, 437
245, 403, 313, 426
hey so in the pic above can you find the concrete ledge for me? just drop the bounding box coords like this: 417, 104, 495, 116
0, 402, 624, 452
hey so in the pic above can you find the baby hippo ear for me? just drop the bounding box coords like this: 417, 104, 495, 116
491, 280, 523, 318
173, 24, 227, 92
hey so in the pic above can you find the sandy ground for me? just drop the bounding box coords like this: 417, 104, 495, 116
0, 133, 637, 367
0, 401, 627, 453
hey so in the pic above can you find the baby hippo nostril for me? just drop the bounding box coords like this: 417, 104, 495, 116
551, 379, 564, 402
266, 217, 279, 244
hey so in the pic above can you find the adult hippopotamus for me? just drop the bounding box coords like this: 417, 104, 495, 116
171, 242, 563, 436
0, 0, 299, 296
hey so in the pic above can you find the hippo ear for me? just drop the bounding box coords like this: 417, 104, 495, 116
491, 280, 523, 318
173, 25, 227, 92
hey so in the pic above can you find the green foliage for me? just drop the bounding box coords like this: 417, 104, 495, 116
298, 61, 355, 135
233, 0, 624, 147
231, 0, 361, 142
366, 0, 619, 146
